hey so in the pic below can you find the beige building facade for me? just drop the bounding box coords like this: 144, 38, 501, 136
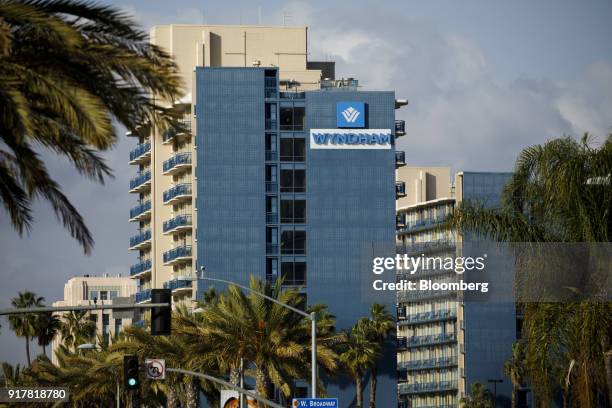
51, 275, 137, 363
128, 25, 336, 308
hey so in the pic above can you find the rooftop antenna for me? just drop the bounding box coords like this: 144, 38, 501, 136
282, 12, 292, 26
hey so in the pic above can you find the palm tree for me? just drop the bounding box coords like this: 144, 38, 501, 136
504, 341, 527, 408
338, 320, 379, 408
59, 310, 96, 352
35, 312, 61, 357
8, 291, 44, 366
357, 304, 395, 408
1, 362, 23, 387
184, 277, 340, 402
0, 0, 182, 253
461, 382, 494, 408
445, 135, 612, 407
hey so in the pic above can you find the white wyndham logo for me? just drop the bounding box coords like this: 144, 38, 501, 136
341, 106, 361, 123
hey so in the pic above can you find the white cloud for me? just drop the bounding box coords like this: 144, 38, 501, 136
284, 1, 612, 172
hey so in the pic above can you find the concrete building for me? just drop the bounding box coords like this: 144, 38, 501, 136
128, 24, 407, 407
51, 275, 137, 363
396, 167, 520, 408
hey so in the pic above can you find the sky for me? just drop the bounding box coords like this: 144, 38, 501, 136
1, 0, 611, 365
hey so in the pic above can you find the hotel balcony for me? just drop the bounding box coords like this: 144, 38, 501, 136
396, 182, 406, 197
265, 181, 278, 193
128, 142, 151, 165
398, 380, 458, 395
398, 289, 457, 303
398, 356, 458, 372
162, 119, 192, 145
395, 120, 406, 136
163, 277, 194, 294
163, 214, 192, 235
130, 259, 152, 277
397, 309, 457, 326
163, 152, 192, 175
129, 229, 151, 250
397, 267, 456, 281
163, 183, 192, 205
396, 215, 446, 234
397, 333, 456, 349
163, 245, 192, 266
129, 171, 151, 193
129, 200, 151, 222
402, 240, 456, 255
135, 288, 151, 303
395, 151, 406, 167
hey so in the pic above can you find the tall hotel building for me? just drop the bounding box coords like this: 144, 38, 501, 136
395, 167, 521, 408
128, 25, 406, 406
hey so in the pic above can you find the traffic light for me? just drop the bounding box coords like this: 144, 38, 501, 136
123, 355, 140, 390
151, 289, 171, 335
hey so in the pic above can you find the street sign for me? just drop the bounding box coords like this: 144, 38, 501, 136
145, 359, 165, 380
292, 398, 338, 407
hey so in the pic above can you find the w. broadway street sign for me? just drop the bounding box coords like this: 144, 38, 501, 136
292, 398, 338, 407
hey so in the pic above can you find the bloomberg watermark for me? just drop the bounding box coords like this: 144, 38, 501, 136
310, 129, 392, 150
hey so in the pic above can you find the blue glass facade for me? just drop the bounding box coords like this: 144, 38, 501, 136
461, 172, 518, 408
195, 67, 398, 407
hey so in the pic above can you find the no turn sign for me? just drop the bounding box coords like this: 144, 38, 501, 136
145, 359, 165, 380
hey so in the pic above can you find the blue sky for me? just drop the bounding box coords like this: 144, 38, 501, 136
1, 0, 611, 365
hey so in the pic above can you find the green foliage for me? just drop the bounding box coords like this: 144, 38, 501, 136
461, 382, 494, 408
8, 291, 44, 366
59, 310, 96, 352
0, 0, 183, 253
445, 135, 612, 407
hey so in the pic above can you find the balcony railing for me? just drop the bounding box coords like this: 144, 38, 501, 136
395, 120, 406, 135
129, 229, 151, 248
398, 356, 458, 372
129, 171, 151, 191
135, 289, 151, 303
129, 200, 151, 220
129, 142, 151, 163
401, 240, 456, 255
398, 289, 457, 302
163, 152, 192, 174
395, 151, 406, 167
130, 259, 152, 276
396, 215, 446, 234
321, 78, 359, 89
396, 182, 406, 197
397, 309, 457, 325
266, 244, 279, 254
265, 181, 278, 193
163, 278, 193, 292
163, 214, 192, 233
266, 212, 278, 224
265, 119, 277, 130
162, 119, 192, 144
163, 245, 192, 264
279, 91, 305, 99
397, 332, 456, 349
163, 183, 192, 204
398, 380, 458, 395
265, 150, 278, 161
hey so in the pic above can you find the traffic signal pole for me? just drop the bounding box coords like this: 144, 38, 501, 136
0, 303, 170, 316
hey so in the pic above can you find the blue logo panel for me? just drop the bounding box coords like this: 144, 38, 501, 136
337, 102, 365, 128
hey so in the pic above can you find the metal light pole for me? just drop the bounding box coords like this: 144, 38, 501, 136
488, 379, 503, 407
199, 267, 318, 398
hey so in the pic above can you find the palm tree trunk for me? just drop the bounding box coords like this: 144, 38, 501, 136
185, 378, 199, 408
511, 384, 516, 408
25, 335, 31, 367
369, 365, 377, 408
604, 350, 612, 407
229, 365, 240, 386
166, 384, 179, 408
42, 343, 47, 357
255, 367, 269, 400
355, 373, 363, 408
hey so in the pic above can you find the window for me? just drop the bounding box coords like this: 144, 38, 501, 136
281, 262, 306, 285
266, 227, 278, 254
266, 258, 279, 281
280, 106, 305, 131
115, 318, 122, 335
281, 230, 306, 254
280, 169, 305, 193
266, 196, 277, 213
280, 200, 306, 223
99, 291, 108, 301
265, 103, 277, 130
280, 138, 305, 161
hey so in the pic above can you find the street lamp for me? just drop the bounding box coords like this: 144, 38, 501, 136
198, 266, 318, 399
488, 379, 503, 407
